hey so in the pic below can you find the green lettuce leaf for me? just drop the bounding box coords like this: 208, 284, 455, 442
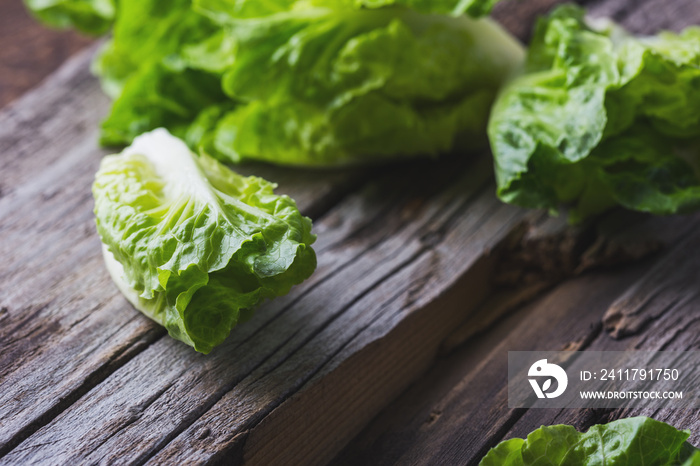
102, 5, 524, 166
99, 61, 226, 146
92, 0, 218, 98
93, 129, 316, 353
27, 0, 522, 167
23, 0, 115, 35
480, 417, 699, 465
193, 0, 505, 20
489, 5, 700, 221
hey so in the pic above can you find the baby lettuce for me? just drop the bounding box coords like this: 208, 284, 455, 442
480, 417, 700, 465
93, 129, 316, 353
26, 0, 524, 167
489, 5, 700, 222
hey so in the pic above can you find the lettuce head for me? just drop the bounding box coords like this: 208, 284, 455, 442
26, 0, 524, 167
489, 5, 700, 222
93, 129, 317, 353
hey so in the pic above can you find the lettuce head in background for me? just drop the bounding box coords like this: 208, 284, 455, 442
93, 129, 317, 353
489, 5, 700, 222
25, 0, 525, 167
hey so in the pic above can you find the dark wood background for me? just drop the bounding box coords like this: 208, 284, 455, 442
2, 0, 700, 465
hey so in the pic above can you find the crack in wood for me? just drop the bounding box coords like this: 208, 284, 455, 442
0, 321, 164, 459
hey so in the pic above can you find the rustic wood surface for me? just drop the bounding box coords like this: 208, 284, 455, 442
336, 1, 700, 464
1, 0, 699, 465
0, 0, 93, 108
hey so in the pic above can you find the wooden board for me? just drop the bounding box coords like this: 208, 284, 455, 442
3, 0, 697, 464
0, 2, 554, 463
335, 1, 700, 463
0, 0, 93, 108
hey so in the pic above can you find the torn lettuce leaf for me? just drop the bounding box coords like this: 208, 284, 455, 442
101, 4, 524, 166
480, 417, 700, 465
93, 129, 316, 353
23, 0, 116, 35
489, 5, 700, 222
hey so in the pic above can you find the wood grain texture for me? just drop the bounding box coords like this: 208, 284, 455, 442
336, 264, 651, 465
0, 0, 93, 108
3, 0, 698, 464
0, 139, 527, 464
0, 10, 533, 462
335, 210, 700, 465
0, 46, 373, 460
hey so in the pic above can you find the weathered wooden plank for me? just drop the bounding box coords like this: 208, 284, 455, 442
336, 264, 652, 465
583, 0, 700, 33
335, 1, 700, 462
0, 46, 371, 457
6, 0, 691, 463
335, 212, 700, 465
0, 0, 92, 108
498, 223, 700, 448
602, 235, 700, 341
0, 3, 548, 461
155, 164, 521, 466
442, 209, 694, 353
1, 147, 528, 464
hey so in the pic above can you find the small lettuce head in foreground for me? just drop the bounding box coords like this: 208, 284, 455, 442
93, 129, 317, 353
91, 0, 524, 166
489, 5, 700, 222
480, 417, 700, 465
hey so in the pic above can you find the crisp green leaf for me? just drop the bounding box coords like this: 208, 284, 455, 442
92, 0, 218, 98
102, 6, 524, 166
28, 0, 523, 167
99, 61, 226, 146
93, 129, 316, 353
480, 417, 699, 466
480, 438, 524, 465
489, 4, 700, 221
193, 0, 506, 20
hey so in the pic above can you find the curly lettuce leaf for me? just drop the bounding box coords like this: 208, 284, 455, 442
102, 6, 524, 166
23, 0, 115, 35
489, 5, 700, 221
93, 129, 316, 353
480, 417, 699, 465
92, 0, 218, 98
29, 0, 522, 167
193, 0, 506, 21
99, 61, 226, 146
